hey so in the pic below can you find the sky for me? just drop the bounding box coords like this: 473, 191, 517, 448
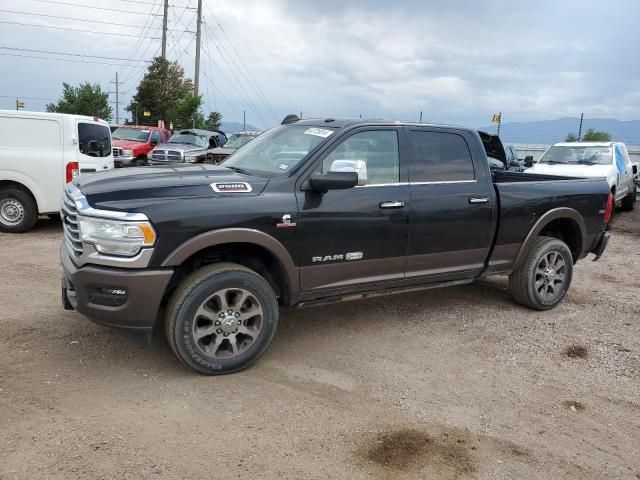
1, 0, 639, 130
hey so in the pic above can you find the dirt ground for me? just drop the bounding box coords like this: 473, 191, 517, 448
1, 209, 639, 480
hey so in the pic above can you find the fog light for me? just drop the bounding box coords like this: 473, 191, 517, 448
88, 287, 127, 307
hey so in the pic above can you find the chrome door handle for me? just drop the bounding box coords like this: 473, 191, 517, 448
379, 201, 405, 209
468, 197, 489, 204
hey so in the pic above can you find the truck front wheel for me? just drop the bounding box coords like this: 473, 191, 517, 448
509, 236, 574, 310
165, 263, 279, 374
621, 186, 636, 211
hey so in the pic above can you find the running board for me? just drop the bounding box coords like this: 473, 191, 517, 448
296, 279, 474, 309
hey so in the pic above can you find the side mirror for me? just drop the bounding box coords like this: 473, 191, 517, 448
329, 159, 367, 186
308, 171, 358, 193
150, 137, 158, 145
632, 164, 638, 175
524, 155, 534, 168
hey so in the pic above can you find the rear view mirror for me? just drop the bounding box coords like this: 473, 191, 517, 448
524, 155, 534, 168
633, 164, 638, 175
308, 172, 358, 192
329, 159, 367, 186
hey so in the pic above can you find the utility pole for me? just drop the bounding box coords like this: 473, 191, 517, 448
419, 110, 423, 122
110, 72, 123, 124
243, 110, 246, 131
577, 112, 584, 141
161, 0, 169, 59
194, 0, 203, 95
497, 112, 502, 136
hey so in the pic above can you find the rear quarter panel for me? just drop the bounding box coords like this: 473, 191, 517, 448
488, 176, 610, 273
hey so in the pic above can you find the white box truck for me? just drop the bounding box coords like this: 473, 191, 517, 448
0, 110, 114, 232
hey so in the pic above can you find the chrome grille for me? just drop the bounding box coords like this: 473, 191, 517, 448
151, 149, 183, 162
61, 190, 82, 257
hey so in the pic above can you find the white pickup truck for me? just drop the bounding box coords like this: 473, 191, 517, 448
0, 110, 114, 232
525, 142, 637, 214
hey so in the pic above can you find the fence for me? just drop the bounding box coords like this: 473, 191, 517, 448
513, 144, 640, 163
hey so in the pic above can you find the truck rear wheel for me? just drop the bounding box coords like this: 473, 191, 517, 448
0, 188, 38, 233
165, 263, 279, 375
509, 236, 573, 310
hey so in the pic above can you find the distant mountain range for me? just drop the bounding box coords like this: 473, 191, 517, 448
220, 121, 259, 134
478, 118, 640, 145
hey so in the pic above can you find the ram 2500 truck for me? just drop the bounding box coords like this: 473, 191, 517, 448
60, 116, 612, 375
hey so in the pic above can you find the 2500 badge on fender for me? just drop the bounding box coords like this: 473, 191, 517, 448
61, 115, 611, 375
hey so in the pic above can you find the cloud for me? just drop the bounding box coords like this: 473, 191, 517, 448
0, 0, 638, 127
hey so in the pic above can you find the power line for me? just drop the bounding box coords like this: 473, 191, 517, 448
117, 0, 164, 80
0, 9, 166, 29
26, 0, 162, 15
0, 52, 142, 67
202, 3, 279, 122
0, 20, 161, 39
0, 46, 152, 63
0, 95, 53, 100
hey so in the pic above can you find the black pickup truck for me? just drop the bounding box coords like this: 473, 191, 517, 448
60, 116, 612, 374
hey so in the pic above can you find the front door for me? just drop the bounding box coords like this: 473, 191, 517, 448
296, 128, 410, 296
405, 128, 496, 280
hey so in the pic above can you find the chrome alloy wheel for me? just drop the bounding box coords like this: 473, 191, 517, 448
535, 251, 566, 300
192, 288, 263, 358
0, 198, 25, 226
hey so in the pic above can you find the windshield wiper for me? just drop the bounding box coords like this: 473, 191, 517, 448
541, 160, 568, 164
576, 160, 597, 165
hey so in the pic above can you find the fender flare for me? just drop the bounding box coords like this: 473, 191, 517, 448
513, 207, 587, 269
0, 172, 43, 212
161, 228, 299, 303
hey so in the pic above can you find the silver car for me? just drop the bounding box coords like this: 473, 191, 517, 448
149, 129, 226, 165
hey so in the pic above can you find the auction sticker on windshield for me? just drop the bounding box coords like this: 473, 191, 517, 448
304, 128, 333, 138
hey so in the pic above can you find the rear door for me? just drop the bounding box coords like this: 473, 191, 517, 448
296, 127, 410, 295
76, 121, 113, 172
406, 128, 496, 280
614, 143, 633, 196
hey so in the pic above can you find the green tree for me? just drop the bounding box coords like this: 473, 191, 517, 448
166, 93, 205, 130
581, 128, 612, 141
204, 111, 223, 131
565, 133, 578, 142
127, 57, 194, 125
46, 82, 112, 120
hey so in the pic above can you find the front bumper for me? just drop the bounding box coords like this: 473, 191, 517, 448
114, 156, 136, 167
590, 231, 610, 261
61, 244, 174, 340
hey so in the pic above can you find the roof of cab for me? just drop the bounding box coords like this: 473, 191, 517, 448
553, 142, 619, 147
288, 116, 472, 131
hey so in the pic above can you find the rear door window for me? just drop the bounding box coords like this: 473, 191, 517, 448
408, 130, 475, 182
78, 123, 111, 157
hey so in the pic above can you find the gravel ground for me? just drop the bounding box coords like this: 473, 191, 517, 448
1, 210, 639, 480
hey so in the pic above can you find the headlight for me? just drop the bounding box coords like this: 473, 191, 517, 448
185, 154, 200, 163
122, 149, 133, 157
78, 216, 156, 256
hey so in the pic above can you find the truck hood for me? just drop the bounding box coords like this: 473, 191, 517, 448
74, 164, 268, 211
112, 139, 148, 150
525, 163, 612, 178
156, 143, 206, 154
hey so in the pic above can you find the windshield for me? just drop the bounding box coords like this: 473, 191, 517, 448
112, 127, 150, 142
224, 134, 256, 149
538, 146, 612, 165
167, 132, 207, 148
222, 125, 334, 175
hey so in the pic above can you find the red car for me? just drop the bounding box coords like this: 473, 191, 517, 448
111, 126, 171, 167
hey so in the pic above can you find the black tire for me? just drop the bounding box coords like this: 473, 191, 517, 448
621, 186, 636, 211
509, 236, 573, 310
135, 157, 147, 167
0, 188, 38, 233
165, 262, 279, 375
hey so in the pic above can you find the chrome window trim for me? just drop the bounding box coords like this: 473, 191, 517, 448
355, 179, 478, 188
